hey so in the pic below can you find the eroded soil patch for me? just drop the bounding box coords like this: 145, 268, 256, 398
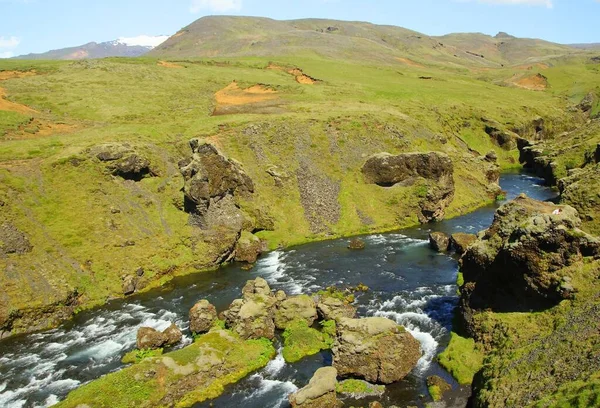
510, 73, 549, 91
158, 60, 183, 69
395, 57, 425, 68
212, 81, 282, 115
267, 64, 319, 85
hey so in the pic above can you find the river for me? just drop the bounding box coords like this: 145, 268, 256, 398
0, 172, 557, 408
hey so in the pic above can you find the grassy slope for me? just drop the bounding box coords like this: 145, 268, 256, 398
0, 49, 597, 335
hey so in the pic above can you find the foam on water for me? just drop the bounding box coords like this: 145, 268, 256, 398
264, 348, 286, 376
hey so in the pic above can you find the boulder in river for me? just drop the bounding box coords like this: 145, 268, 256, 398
316, 292, 356, 321
450, 233, 477, 255
429, 232, 450, 252
274, 295, 318, 330
333, 317, 421, 384
189, 299, 217, 334
460, 195, 600, 317
289, 366, 340, 408
223, 278, 277, 339
348, 238, 366, 250
234, 231, 265, 264
136, 324, 182, 350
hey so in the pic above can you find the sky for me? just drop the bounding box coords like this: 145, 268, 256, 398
1, 0, 600, 58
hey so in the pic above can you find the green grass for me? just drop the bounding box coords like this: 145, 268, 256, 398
121, 348, 164, 364
281, 319, 334, 363
437, 332, 485, 385
336, 379, 384, 396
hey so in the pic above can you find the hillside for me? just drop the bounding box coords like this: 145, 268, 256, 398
14, 38, 167, 60
150, 16, 580, 68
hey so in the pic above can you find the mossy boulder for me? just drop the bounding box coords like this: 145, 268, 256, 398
450, 232, 477, 255
54, 330, 276, 408
347, 238, 366, 250
460, 195, 600, 320
427, 375, 451, 402
332, 317, 421, 384
89, 143, 152, 181
282, 319, 334, 363
316, 291, 356, 321
275, 294, 318, 329
234, 231, 265, 264
289, 366, 340, 408
361, 151, 455, 223
189, 299, 217, 334
136, 324, 182, 350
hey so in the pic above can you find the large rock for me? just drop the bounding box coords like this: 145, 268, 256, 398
289, 367, 340, 408
90, 143, 152, 181
234, 231, 265, 264
558, 164, 600, 230
333, 317, 421, 384
179, 140, 254, 231
450, 233, 477, 255
163, 323, 183, 345
0, 223, 32, 255
222, 278, 277, 339
189, 299, 217, 334
316, 295, 356, 321
577, 91, 597, 113
136, 326, 181, 350
274, 295, 318, 329
429, 232, 450, 252
361, 151, 455, 223
460, 195, 600, 317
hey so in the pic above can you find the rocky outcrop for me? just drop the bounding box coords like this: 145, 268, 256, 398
460, 195, 600, 319
450, 233, 477, 255
274, 295, 318, 329
517, 139, 558, 185
222, 277, 277, 340
332, 317, 421, 384
361, 152, 455, 223
179, 140, 254, 231
483, 120, 518, 150
558, 164, 600, 230
289, 367, 340, 408
577, 91, 597, 113
0, 223, 32, 255
90, 143, 153, 181
136, 324, 182, 350
189, 299, 217, 334
429, 232, 450, 252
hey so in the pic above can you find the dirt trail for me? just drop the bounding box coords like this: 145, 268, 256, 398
158, 61, 183, 69
215, 81, 278, 106
267, 64, 319, 84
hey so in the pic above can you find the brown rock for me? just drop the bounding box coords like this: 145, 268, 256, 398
122, 275, 138, 296
429, 232, 450, 252
316, 295, 356, 321
450, 233, 477, 255
163, 323, 182, 346
289, 366, 339, 408
333, 317, 421, 384
136, 327, 167, 350
189, 299, 217, 334
274, 295, 318, 329
234, 232, 264, 263
0, 223, 32, 255
348, 238, 366, 250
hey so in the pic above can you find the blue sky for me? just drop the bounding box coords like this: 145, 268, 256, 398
1, 0, 599, 57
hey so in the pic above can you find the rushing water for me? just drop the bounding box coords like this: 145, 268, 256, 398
0, 172, 557, 408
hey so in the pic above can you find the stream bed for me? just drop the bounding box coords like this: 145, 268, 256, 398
0, 172, 557, 408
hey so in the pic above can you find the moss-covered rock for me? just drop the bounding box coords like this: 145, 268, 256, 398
333, 317, 421, 384
426, 375, 452, 402
289, 366, 340, 408
55, 330, 275, 408
189, 299, 217, 334
282, 319, 334, 363
275, 294, 318, 330
316, 288, 357, 321
336, 379, 385, 398
429, 231, 450, 252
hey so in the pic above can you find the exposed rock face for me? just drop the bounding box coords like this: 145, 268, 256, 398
429, 232, 450, 252
289, 367, 339, 408
450, 233, 477, 255
90, 143, 152, 181
316, 295, 356, 321
483, 121, 517, 150
179, 140, 254, 231
0, 223, 32, 255
460, 195, 600, 319
274, 295, 318, 329
222, 278, 277, 340
234, 231, 265, 263
333, 317, 421, 384
517, 139, 558, 185
361, 152, 455, 223
577, 91, 597, 113
136, 324, 182, 350
189, 299, 217, 334
348, 238, 366, 250
558, 164, 600, 229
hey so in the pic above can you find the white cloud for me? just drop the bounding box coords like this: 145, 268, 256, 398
117, 35, 171, 48
190, 0, 242, 13
0, 36, 20, 48
461, 0, 553, 7
0, 51, 14, 59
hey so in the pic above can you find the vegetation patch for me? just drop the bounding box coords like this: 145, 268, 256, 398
121, 348, 164, 364
437, 332, 484, 385
282, 319, 334, 363
336, 379, 385, 398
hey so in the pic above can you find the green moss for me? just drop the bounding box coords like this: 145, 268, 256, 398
336, 379, 384, 396
428, 385, 443, 402
55, 330, 276, 408
121, 348, 164, 364
282, 320, 333, 363
437, 332, 485, 385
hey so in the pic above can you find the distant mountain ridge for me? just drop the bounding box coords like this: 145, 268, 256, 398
149, 16, 587, 67
14, 36, 169, 60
